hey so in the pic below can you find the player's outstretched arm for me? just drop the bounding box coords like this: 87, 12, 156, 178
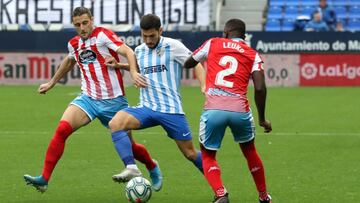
104, 56, 130, 71
38, 56, 76, 94
252, 70, 272, 133
116, 44, 147, 88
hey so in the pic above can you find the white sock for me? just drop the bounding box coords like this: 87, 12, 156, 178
126, 164, 139, 170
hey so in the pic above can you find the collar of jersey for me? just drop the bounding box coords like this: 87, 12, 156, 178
154, 36, 164, 50
230, 37, 244, 42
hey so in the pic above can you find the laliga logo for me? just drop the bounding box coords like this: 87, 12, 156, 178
301, 62, 360, 80
301, 63, 318, 80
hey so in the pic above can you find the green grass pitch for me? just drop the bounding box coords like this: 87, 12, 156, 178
1, 85, 359, 202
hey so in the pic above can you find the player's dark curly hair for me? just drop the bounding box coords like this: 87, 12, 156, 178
224, 19, 246, 39
140, 14, 161, 30
72, 7, 92, 20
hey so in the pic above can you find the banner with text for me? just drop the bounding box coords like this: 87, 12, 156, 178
247, 32, 360, 53
299, 54, 360, 86
0, 52, 200, 86
0, 0, 209, 25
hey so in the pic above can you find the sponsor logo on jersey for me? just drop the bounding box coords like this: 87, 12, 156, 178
79, 50, 97, 64
143, 65, 168, 74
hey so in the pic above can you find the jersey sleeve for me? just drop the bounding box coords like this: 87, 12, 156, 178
98, 28, 124, 52
67, 42, 75, 59
171, 39, 192, 65
192, 39, 212, 62
251, 53, 264, 72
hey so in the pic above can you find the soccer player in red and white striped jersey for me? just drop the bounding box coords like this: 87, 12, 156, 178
184, 19, 272, 203
23, 7, 161, 193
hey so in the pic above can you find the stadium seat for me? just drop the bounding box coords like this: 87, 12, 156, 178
351, 0, 360, 6
269, 0, 286, 6
349, 6, 360, 19
268, 5, 283, 13
334, 6, 348, 20
268, 6, 283, 19
286, 0, 300, 6
284, 6, 299, 21
282, 19, 295, 31
331, 0, 349, 7
177, 25, 196, 31
48, 24, 63, 31
300, 6, 316, 17
29, 24, 46, 31
301, 0, 319, 7
265, 19, 281, 31
6, 24, 20, 31
347, 19, 360, 31
62, 24, 75, 32
110, 24, 133, 32
132, 25, 141, 31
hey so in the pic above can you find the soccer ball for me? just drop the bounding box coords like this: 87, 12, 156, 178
125, 177, 152, 203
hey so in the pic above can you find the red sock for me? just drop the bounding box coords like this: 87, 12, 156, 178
41, 120, 73, 181
240, 140, 267, 198
132, 142, 156, 170
201, 146, 226, 197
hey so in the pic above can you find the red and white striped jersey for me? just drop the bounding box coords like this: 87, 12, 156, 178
192, 37, 264, 112
68, 27, 125, 100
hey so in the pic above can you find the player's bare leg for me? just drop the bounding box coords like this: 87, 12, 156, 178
175, 140, 203, 173
24, 105, 91, 192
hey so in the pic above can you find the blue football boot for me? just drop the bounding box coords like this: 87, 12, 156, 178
149, 159, 163, 191
24, 174, 48, 193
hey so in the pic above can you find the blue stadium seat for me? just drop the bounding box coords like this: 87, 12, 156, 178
269, 0, 286, 6
19, 24, 30, 31
282, 19, 295, 31
331, 0, 349, 7
265, 19, 281, 31
334, 6, 348, 20
347, 19, 360, 31
351, 0, 360, 6
301, 0, 319, 7
268, 6, 283, 19
132, 25, 141, 31
286, 0, 300, 6
268, 5, 283, 13
300, 6, 316, 17
348, 6, 360, 19
284, 6, 299, 21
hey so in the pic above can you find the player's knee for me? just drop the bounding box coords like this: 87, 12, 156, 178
108, 118, 124, 131
183, 150, 198, 161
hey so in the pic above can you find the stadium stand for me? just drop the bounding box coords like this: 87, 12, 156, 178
1, 0, 359, 32
214, 0, 267, 31
266, 0, 360, 31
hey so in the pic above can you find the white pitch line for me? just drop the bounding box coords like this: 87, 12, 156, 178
0, 131, 360, 136
257, 132, 360, 136
0, 131, 161, 135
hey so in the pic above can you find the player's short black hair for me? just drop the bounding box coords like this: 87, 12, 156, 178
224, 19, 246, 39
140, 14, 161, 30
72, 7, 92, 19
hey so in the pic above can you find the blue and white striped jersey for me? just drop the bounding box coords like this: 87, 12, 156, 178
134, 37, 192, 114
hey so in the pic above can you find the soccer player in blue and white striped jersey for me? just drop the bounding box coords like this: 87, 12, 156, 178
107, 14, 205, 191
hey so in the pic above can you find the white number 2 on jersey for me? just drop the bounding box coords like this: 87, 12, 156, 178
215, 56, 238, 88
